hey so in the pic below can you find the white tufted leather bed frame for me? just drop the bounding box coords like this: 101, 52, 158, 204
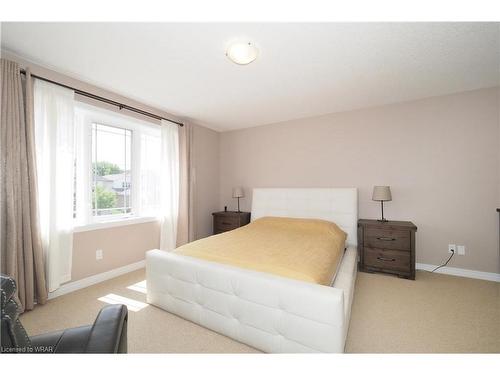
146, 188, 358, 353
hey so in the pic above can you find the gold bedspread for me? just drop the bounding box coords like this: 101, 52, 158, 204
174, 216, 347, 285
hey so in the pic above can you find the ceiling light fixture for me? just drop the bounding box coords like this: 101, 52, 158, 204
226, 41, 259, 65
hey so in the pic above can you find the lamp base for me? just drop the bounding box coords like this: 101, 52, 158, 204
378, 201, 388, 223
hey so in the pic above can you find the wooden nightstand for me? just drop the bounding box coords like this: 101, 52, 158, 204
212, 211, 251, 235
358, 219, 417, 279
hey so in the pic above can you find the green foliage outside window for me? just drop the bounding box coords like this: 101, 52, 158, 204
93, 161, 122, 176
93, 185, 117, 210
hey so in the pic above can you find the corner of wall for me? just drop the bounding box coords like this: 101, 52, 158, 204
190, 122, 221, 239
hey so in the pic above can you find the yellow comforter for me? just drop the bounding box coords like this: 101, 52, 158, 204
174, 216, 347, 285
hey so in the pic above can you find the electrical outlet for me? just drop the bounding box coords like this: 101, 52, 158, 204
96, 249, 103, 260
448, 244, 457, 254
457, 245, 465, 255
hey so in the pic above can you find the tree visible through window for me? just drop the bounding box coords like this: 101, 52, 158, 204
91, 123, 132, 217
93, 161, 123, 176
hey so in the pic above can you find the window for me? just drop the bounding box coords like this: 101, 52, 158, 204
91, 123, 132, 218
74, 102, 162, 226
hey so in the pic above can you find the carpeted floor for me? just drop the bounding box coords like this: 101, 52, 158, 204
20, 269, 500, 353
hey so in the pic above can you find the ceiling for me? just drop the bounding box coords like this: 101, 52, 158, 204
1, 22, 499, 131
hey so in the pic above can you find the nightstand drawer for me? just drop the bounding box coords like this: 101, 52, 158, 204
214, 216, 240, 227
215, 220, 239, 232
212, 211, 251, 235
214, 227, 230, 235
365, 227, 411, 251
364, 247, 411, 272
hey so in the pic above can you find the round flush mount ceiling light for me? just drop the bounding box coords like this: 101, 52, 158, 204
226, 41, 259, 65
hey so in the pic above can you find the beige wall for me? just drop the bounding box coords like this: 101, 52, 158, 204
220, 87, 500, 274
192, 124, 220, 239
72, 222, 160, 281
1, 49, 184, 125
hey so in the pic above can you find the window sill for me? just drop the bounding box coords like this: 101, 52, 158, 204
73, 216, 158, 233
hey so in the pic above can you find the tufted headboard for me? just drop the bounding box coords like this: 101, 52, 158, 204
251, 188, 358, 247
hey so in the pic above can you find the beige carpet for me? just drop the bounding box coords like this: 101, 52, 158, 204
20, 269, 500, 353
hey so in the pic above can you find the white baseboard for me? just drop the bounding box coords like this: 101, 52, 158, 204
416, 263, 500, 282
48, 260, 146, 300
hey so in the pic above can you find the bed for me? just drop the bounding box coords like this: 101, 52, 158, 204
146, 188, 358, 353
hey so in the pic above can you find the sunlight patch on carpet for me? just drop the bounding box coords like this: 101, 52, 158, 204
98, 293, 148, 312
127, 280, 147, 294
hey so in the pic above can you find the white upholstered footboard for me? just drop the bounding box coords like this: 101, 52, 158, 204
146, 247, 357, 353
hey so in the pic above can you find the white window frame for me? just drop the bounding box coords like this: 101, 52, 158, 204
91, 122, 134, 221
74, 101, 161, 228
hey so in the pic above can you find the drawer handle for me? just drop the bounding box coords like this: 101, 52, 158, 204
377, 256, 396, 262
377, 237, 396, 241
221, 222, 232, 225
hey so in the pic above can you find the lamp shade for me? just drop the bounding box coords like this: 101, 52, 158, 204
372, 186, 392, 201
232, 187, 244, 198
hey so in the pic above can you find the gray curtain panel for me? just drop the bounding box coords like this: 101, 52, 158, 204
176, 122, 194, 246
0, 58, 48, 311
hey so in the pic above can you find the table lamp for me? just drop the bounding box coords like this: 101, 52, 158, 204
232, 187, 244, 212
372, 186, 392, 222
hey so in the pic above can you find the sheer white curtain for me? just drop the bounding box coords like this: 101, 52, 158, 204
73, 110, 91, 226
34, 80, 75, 292
137, 131, 161, 217
159, 120, 180, 251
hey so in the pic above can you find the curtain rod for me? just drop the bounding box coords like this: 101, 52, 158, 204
20, 69, 184, 127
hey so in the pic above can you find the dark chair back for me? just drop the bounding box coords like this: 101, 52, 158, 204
1, 274, 32, 353
1, 273, 128, 354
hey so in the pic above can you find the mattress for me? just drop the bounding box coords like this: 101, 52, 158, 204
174, 216, 347, 285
